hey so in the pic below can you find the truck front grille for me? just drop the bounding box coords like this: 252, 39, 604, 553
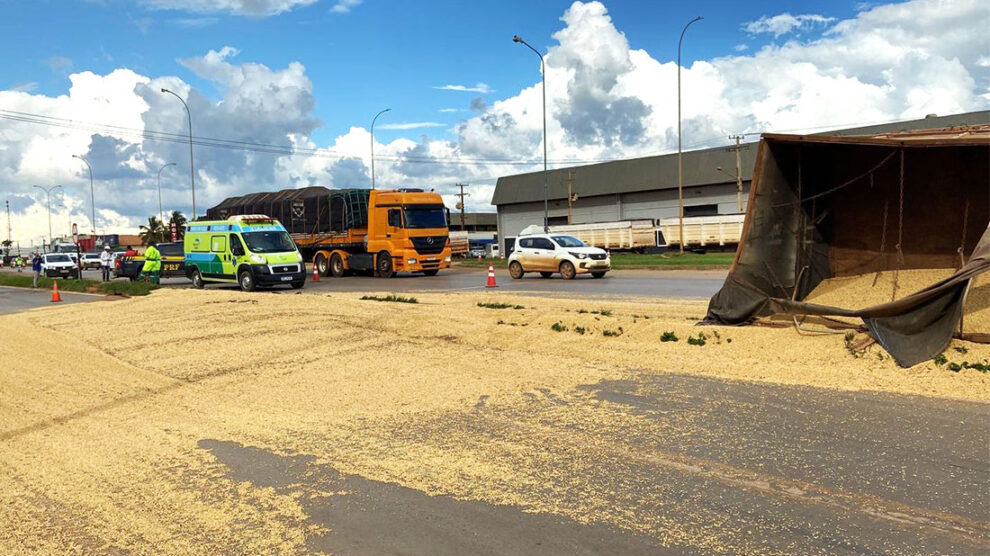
411, 236, 447, 255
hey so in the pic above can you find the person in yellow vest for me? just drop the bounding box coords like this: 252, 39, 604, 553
137, 243, 162, 284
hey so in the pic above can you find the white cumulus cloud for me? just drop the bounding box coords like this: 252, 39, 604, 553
434, 83, 494, 94
743, 13, 836, 38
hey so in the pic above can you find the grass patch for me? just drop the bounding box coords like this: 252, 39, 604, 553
660, 331, 679, 342
687, 332, 708, 346
602, 327, 623, 337
550, 321, 568, 332
577, 308, 612, 316
574, 326, 587, 335
0, 273, 159, 296
477, 302, 524, 310
360, 294, 418, 304
609, 252, 734, 270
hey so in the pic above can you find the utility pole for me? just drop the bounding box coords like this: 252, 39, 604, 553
729, 135, 744, 212
725, 135, 746, 212
564, 170, 576, 224
454, 183, 470, 231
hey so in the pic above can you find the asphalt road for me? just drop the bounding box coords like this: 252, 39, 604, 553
200, 372, 989, 555
184, 266, 727, 299
0, 285, 99, 314
4, 265, 728, 299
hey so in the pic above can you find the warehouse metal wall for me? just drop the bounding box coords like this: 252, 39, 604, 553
496, 182, 749, 251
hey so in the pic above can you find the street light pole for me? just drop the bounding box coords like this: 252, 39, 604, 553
72, 154, 95, 234
513, 34, 549, 232
33, 184, 62, 249
161, 88, 197, 219
157, 162, 176, 224
677, 15, 702, 253
370, 108, 391, 190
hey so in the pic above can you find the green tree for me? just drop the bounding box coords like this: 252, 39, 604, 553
139, 216, 166, 246
167, 210, 187, 241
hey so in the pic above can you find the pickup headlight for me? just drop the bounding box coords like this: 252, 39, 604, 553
249, 254, 266, 264
569, 251, 588, 259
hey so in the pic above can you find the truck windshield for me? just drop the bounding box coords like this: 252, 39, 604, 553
403, 205, 447, 229
241, 231, 296, 253
551, 235, 586, 248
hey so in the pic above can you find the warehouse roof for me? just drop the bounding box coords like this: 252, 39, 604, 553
491, 110, 989, 206
448, 212, 497, 226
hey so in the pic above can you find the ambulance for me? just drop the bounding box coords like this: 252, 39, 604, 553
184, 215, 306, 291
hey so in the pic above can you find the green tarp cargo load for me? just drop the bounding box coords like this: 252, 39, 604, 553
206, 188, 371, 235
703, 126, 990, 367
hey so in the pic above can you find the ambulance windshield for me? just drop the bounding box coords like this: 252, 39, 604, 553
242, 231, 296, 253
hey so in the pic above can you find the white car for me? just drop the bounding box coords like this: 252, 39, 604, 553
80, 253, 103, 269
41, 253, 81, 279
508, 233, 610, 280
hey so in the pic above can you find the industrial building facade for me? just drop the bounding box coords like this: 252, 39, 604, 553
490, 111, 988, 251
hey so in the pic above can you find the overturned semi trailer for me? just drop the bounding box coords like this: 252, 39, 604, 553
704, 126, 990, 366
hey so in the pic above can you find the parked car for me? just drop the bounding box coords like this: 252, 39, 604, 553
41, 253, 81, 279
508, 233, 610, 280
80, 253, 103, 269
117, 243, 186, 281
468, 247, 486, 258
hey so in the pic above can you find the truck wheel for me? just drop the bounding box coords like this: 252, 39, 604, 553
330, 253, 346, 278
376, 251, 394, 278
422, 269, 439, 276
509, 261, 524, 280
238, 270, 257, 292
190, 269, 205, 289
559, 261, 576, 280
539, 272, 553, 279
315, 254, 329, 277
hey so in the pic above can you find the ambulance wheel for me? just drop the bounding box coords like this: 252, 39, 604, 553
330, 253, 346, 278
238, 270, 257, 292
422, 269, 439, 276
315, 254, 329, 277
376, 251, 394, 278
190, 269, 205, 289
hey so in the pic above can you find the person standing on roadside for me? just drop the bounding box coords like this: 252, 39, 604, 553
31, 252, 42, 288
138, 242, 161, 284
99, 245, 113, 282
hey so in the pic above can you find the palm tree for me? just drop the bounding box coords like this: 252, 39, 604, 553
167, 210, 187, 241
139, 216, 166, 246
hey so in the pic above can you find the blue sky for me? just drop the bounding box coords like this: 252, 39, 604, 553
1, 0, 987, 241
2, 0, 861, 144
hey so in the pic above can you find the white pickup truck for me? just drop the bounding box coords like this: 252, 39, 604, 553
41, 253, 81, 279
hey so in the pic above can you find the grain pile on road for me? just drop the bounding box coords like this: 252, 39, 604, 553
804, 269, 989, 333
1, 289, 987, 553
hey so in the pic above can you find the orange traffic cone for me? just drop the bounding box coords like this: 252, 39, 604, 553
50, 280, 62, 303
477, 254, 482, 263
312, 265, 320, 282
485, 263, 497, 288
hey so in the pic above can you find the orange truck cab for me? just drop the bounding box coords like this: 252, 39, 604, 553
306, 189, 452, 278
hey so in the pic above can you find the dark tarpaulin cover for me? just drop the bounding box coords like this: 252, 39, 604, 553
704, 131, 990, 367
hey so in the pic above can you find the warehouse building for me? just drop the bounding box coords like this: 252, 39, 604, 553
448, 212, 497, 232
490, 111, 989, 251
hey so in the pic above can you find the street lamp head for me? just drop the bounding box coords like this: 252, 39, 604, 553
513, 35, 522, 43
161, 88, 170, 94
